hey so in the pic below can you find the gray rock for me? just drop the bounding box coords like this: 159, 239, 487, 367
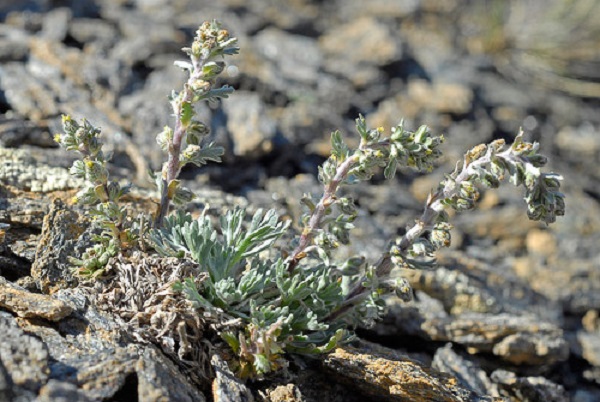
0, 63, 61, 122
136, 347, 207, 402
211, 353, 253, 402
68, 18, 118, 51
555, 123, 600, 162
322, 343, 500, 401
0, 116, 55, 148
573, 388, 600, 402
402, 251, 563, 323
491, 369, 568, 402
422, 313, 569, 366
433, 344, 498, 397
118, 66, 190, 170
275, 99, 344, 152
232, 0, 319, 32
508, 188, 600, 314
0, 312, 50, 392
576, 330, 600, 367
223, 91, 276, 158
253, 28, 322, 86
376, 290, 448, 338
31, 200, 91, 293
12, 285, 207, 401
320, 16, 397, 88
0, 147, 82, 194
0, 245, 31, 283
108, 10, 181, 67
368, 79, 474, 132
0, 276, 72, 320
0, 357, 17, 402
332, 0, 420, 20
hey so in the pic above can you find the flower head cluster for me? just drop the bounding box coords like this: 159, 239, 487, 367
391, 131, 565, 270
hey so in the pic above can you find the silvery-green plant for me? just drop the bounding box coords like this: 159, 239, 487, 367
54, 115, 140, 277
56, 19, 565, 379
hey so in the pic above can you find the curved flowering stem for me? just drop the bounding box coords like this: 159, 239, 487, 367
389, 130, 566, 270
286, 115, 444, 272
327, 131, 565, 324
153, 20, 239, 228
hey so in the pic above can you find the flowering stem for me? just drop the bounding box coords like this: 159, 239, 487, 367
397, 142, 512, 251
287, 155, 359, 272
154, 55, 209, 228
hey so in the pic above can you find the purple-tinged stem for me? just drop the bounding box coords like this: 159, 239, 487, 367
154, 52, 209, 228
287, 155, 359, 272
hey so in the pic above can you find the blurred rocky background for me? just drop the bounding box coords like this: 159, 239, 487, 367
1, 0, 599, 401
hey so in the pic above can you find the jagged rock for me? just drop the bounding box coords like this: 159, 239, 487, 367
323, 344, 500, 401
375, 290, 449, 338
0, 276, 72, 320
30, 200, 90, 293
491, 369, 568, 402
136, 347, 207, 402
433, 343, 498, 398
0, 217, 33, 281
0, 312, 50, 393
402, 251, 563, 322
211, 353, 254, 402
11, 286, 208, 401
17, 316, 138, 400
422, 313, 569, 366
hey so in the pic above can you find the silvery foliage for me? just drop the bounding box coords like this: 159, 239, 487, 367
150, 208, 348, 377
151, 116, 449, 378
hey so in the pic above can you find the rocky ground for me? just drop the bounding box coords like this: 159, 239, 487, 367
1, 0, 600, 401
